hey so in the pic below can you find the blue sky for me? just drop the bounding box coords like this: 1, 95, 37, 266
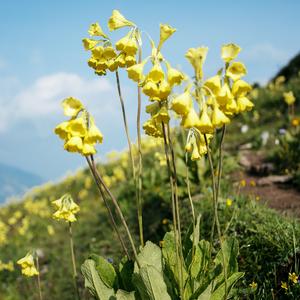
0, 0, 299, 180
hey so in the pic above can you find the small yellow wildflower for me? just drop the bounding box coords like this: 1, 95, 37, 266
289, 272, 298, 284
249, 281, 257, 289
291, 118, 300, 127
185, 47, 208, 80
283, 91, 296, 105
17, 253, 39, 277
250, 180, 256, 187
281, 281, 288, 290
162, 218, 169, 225
158, 24, 176, 50
52, 194, 80, 223
226, 198, 233, 207
221, 43, 241, 62
255, 196, 260, 201
240, 179, 246, 187
107, 10, 135, 31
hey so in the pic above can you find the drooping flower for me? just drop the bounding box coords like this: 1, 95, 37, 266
197, 103, 214, 134
211, 103, 230, 127
226, 62, 247, 81
127, 61, 146, 82
108, 10, 135, 31
62, 97, 84, 117
171, 90, 193, 116
88, 22, 108, 38
82, 38, 99, 50
221, 43, 241, 62
158, 24, 176, 50
52, 194, 80, 223
17, 253, 39, 277
148, 62, 165, 83
185, 47, 208, 80
203, 75, 221, 96
283, 91, 296, 105
166, 63, 184, 86
181, 108, 201, 129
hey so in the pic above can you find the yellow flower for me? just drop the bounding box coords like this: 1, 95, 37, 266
107, 59, 119, 72
142, 80, 159, 98
116, 33, 138, 56
64, 136, 83, 153
240, 179, 246, 187
236, 96, 254, 112
103, 46, 117, 60
212, 103, 230, 128
82, 142, 97, 156
17, 253, 39, 277
250, 180, 256, 187
54, 121, 69, 140
191, 145, 201, 161
143, 118, 162, 138
67, 117, 87, 137
158, 80, 171, 100
171, 91, 193, 116
108, 10, 135, 31
166, 62, 184, 86
197, 104, 214, 134
125, 55, 136, 67
88, 22, 107, 38
255, 196, 260, 201
275, 75, 285, 86
226, 198, 233, 207
291, 117, 300, 127
232, 80, 252, 97
115, 53, 126, 67
203, 75, 221, 95
148, 63, 165, 83
61, 97, 84, 117
47, 225, 55, 236
221, 43, 241, 62
85, 118, 103, 144
217, 83, 234, 106
289, 272, 298, 284
82, 38, 99, 50
127, 61, 146, 82
226, 62, 247, 81
181, 108, 201, 129
283, 91, 296, 105
185, 47, 208, 80
153, 106, 170, 123
281, 281, 288, 290
52, 194, 80, 223
249, 281, 257, 289
158, 24, 176, 50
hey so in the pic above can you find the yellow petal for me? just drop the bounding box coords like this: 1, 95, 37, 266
148, 63, 165, 83
167, 63, 184, 86
66, 118, 87, 137
181, 108, 201, 129
203, 75, 221, 96
142, 80, 159, 98
108, 10, 135, 31
82, 38, 99, 51
61, 97, 84, 117
211, 104, 230, 127
127, 61, 145, 82
232, 79, 252, 97
88, 22, 108, 38
221, 43, 241, 62
283, 91, 296, 105
158, 24, 176, 50
185, 47, 208, 80
226, 62, 247, 81
171, 91, 193, 116
64, 136, 83, 153
236, 96, 254, 112
196, 104, 214, 134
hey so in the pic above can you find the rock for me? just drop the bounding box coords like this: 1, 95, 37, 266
257, 175, 293, 186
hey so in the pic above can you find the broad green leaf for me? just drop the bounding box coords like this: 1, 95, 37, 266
210, 272, 244, 300
116, 290, 136, 300
81, 259, 116, 300
139, 265, 171, 300
191, 214, 201, 247
197, 283, 212, 300
134, 241, 162, 273
90, 254, 117, 288
119, 257, 134, 291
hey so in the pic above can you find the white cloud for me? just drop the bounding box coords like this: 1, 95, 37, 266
0, 72, 115, 132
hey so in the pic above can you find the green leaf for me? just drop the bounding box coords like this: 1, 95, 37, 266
210, 272, 244, 300
81, 259, 116, 300
134, 241, 162, 273
116, 290, 136, 300
119, 257, 134, 291
90, 254, 117, 288
139, 265, 171, 300
197, 283, 212, 300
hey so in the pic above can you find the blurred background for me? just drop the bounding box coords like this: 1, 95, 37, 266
0, 0, 300, 201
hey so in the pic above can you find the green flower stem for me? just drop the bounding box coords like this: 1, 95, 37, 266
204, 134, 228, 299
89, 156, 141, 268
162, 122, 184, 299
35, 256, 43, 300
85, 156, 130, 260
68, 222, 80, 300
136, 43, 144, 247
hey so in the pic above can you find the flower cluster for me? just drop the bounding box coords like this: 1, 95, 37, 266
54, 97, 103, 156
127, 24, 185, 137
172, 43, 253, 160
83, 10, 138, 76
0, 260, 14, 272
17, 253, 39, 277
52, 194, 80, 223
283, 91, 296, 106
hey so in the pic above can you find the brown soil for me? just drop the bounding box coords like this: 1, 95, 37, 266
234, 150, 300, 217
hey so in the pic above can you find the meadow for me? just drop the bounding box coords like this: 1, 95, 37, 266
0, 9, 300, 300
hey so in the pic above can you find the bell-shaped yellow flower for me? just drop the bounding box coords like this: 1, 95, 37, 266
108, 10, 135, 31
115, 53, 126, 67
88, 22, 108, 38
127, 61, 146, 82
181, 108, 201, 129
123, 39, 138, 56
224, 98, 238, 114
62, 97, 84, 117
283, 91, 296, 105
82, 38, 99, 50
107, 59, 119, 72
17, 253, 39, 277
158, 80, 171, 100
91, 46, 104, 59
67, 117, 87, 137
212, 103, 230, 128
64, 136, 83, 153
236, 96, 254, 112
85, 119, 103, 144
103, 46, 117, 60
54, 121, 69, 140
166, 62, 184, 86
203, 75, 221, 96
125, 55, 136, 67
226, 62, 247, 81
143, 118, 163, 137
232, 79, 252, 97
158, 24, 176, 50
185, 47, 208, 80
153, 106, 170, 123
171, 91, 193, 116
142, 80, 159, 98
191, 145, 201, 161
197, 104, 214, 134
52, 194, 80, 223
221, 43, 241, 62
217, 83, 234, 106
82, 142, 97, 156
148, 63, 165, 83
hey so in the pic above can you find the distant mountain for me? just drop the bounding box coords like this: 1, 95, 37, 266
0, 163, 43, 203
272, 52, 300, 82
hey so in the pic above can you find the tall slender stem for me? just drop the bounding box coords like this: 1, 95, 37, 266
204, 134, 228, 299
35, 256, 43, 300
136, 43, 144, 247
85, 157, 130, 259
89, 156, 140, 268
68, 222, 80, 300
162, 123, 183, 297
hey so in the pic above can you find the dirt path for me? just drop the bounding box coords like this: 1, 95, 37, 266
234, 150, 300, 217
